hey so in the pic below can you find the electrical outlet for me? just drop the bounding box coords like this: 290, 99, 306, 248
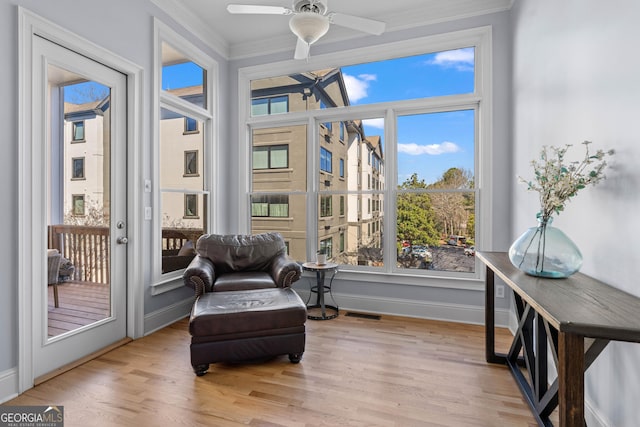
144, 206, 152, 220
496, 284, 505, 298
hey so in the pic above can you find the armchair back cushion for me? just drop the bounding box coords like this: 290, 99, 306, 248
196, 232, 285, 274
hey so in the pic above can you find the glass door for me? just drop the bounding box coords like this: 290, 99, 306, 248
33, 35, 128, 379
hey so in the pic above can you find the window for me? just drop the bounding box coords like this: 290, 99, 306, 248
184, 194, 198, 218
320, 147, 332, 173
253, 145, 288, 169
242, 28, 490, 279
71, 157, 85, 179
154, 20, 216, 282
251, 96, 288, 116
184, 117, 198, 133
184, 150, 198, 176
320, 238, 333, 258
72, 194, 85, 216
320, 195, 332, 217
72, 121, 85, 141
251, 195, 289, 217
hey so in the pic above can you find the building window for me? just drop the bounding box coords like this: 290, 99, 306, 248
71, 157, 85, 179
320, 237, 333, 258
251, 195, 289, 217
72, 121, 85, 141
320, 195, 332, 217
251, 96, 288, 116
253, 145, 288, 169
339, 195, 345, 216
339, 158, 345, 178
184, 194, 198, 218
184, 117, 199, 133
72, 194, 85, 216
320, 147, 332, 173
184, 150, 198, 176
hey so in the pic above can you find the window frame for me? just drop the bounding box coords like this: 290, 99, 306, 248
152, 19, 218, 294
237, 27, 493, 288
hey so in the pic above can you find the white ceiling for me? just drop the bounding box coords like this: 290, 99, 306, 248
153, 0, 513, 59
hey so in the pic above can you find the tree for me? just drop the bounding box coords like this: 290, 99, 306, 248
428, 168, 474, 238
396, 173, 440, 248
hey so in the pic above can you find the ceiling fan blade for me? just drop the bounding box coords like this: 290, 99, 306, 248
226, 4, 291, 15
294, 37, 310, 60
329, 12, 386, 35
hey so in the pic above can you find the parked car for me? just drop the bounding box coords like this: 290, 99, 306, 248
464, 246, 475, 256
412, 246, 432, 261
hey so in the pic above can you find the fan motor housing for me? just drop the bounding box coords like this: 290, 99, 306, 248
293, 0, 327, 15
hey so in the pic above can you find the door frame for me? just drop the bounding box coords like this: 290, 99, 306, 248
18, 8, 144, 392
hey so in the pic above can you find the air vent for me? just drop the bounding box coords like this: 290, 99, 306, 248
345, 312, 381, 320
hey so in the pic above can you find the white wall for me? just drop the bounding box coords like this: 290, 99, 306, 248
511, 0, 640, 425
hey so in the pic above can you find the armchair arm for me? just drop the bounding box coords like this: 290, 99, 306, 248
270, 253, 302, 288
183, 255, 216, 298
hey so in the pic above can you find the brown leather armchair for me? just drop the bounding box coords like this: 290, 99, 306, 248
183, 232, 303, 297
183, 233, 306, 375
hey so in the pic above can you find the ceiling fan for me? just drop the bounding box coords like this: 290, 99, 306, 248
227, 0, 386, 60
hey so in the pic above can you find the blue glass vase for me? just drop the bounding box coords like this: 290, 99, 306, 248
508, 217, 583, 278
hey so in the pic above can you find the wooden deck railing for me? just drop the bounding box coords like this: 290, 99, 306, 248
48, 225, 205, 284
49, 225, 110, 285
162, 228, 204, 252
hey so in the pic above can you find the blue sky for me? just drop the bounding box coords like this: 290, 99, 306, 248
342, 48, 475, 185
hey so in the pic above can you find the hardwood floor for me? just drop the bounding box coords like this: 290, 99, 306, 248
7, 313, 550, 426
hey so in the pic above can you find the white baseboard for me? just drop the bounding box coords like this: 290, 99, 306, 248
143, 297, 193, 336
295, 289, 512, 327
0, 368, 19, 404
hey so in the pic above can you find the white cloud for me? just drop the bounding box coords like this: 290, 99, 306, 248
398, 141, 461, 155
343, 73, 377, 103
429, 48, 474, 71
362, 118, 384, 129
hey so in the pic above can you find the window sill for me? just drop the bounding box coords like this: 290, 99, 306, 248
301, 267, 484, 291
150, 273, 185, 295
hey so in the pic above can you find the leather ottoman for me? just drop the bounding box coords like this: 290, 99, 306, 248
188, 287, 307, 376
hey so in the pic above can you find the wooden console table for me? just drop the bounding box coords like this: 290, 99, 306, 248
478, 251, 640, 427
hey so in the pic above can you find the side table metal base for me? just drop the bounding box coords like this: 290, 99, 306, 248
301, 261, 339, 321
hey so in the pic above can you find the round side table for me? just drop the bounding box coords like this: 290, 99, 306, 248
301, 262, 339, 320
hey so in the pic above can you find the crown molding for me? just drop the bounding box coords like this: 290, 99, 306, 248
150, 0, 230, 58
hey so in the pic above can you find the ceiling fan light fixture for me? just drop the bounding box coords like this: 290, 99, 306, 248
289, 12, 330, 45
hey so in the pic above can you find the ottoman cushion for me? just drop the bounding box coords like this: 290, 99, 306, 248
189, 287, 306, 337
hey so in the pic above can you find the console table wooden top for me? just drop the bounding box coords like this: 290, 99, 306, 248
478, 251, 640, 342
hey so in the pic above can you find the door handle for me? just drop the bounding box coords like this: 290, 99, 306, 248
116, 236, 128, 244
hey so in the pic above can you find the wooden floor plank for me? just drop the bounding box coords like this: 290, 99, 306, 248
7, 313, 551, 426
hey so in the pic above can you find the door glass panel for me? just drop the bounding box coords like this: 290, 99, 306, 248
47, 64, 112, 338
